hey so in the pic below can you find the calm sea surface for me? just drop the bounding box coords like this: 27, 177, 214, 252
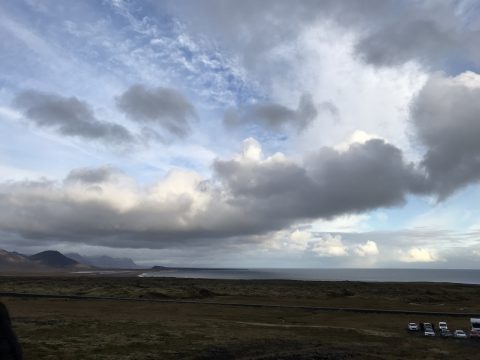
139, 268, 480, 284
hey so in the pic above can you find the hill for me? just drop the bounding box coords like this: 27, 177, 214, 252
29, 250, 80, 268
66, 253, 139, 269
0, 249, 34, 271
0, 249, 91, 272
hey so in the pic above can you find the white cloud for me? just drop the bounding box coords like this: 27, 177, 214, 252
240, 137, 263, 161
311, 234, 348, 257
354, 240, 379, 256
335, 130, 385, 153
400, 247, 438, 263
269, 23, 427, 159
287, 229, 311, 251
311, 214, 371, 233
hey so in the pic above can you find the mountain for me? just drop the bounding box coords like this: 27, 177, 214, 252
29, 250, 81, 268
0, 249, 90, 272
65, 253, 94, 266
151, 265, 167, 270
66, 253, 140, 269
0, 249, 33, 271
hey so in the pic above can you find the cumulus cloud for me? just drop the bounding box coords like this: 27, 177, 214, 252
400, 247, 438, 263
13, 90, 135, 145
64, 166, 125, 185
116, 84, 196, 138
0, 136, 430, 249
353, 240, 379, 256
287, 229, 312, 251
1, 129, 477, 251
334, 130, 384, 153
224, 94, 317, 132
0, 169, 230, 248
215, 138, 428, 229
412, 71, 480, 198
311, 234, 348, 257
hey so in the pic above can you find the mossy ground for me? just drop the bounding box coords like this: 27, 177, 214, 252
1, 276, 480, 359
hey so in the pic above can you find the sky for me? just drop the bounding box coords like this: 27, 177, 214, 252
1, 0, 480, 268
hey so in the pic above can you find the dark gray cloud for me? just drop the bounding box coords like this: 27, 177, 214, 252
164, 1, 478, 70
215, 139, 427, 224
355, 19, 459, 68
224, 94, 317, 131
64, 166, 123, 184
13, 90, 135, 145
411, 72, 480, 198
116, 84, 196, 138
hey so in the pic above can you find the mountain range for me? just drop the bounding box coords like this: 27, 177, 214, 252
0, 249, 139, 272
66, 253, 140, 269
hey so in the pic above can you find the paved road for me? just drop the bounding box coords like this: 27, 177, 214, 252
1, 291, 479, 317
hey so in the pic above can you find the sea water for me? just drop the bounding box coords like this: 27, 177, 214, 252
139, 268, 480, 284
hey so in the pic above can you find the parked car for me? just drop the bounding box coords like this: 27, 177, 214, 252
454, 330, 468, 338
424, 327, 435, 337
440, 329, 453, 337
469, 329, 480, 338
423, 322, 433, 330
438, 321, 448, 331
407, 322, 418, 331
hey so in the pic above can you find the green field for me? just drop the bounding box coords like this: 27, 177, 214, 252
1, 276, 480, 359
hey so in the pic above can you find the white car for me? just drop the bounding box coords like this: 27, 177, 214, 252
408, 323, 418, 331
454, 330, 468, 338
438, 321, 448, 331
424, 328, 435, 336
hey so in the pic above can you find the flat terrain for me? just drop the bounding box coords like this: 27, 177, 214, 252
1, 276, 480, 359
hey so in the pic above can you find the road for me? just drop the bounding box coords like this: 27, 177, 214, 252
1, 291, 479, 317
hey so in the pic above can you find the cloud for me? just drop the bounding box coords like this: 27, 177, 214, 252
412, 71, 480, 198
225, 94, 317, 132
164, 0, 390, 70
0, 169, 226, 248
334, 130, 384, 153
312, 236, 379, 258
400, 247, 438, 263
116, 84, 196, 138
0, 135, 428, 249
353, 240, 379, 256
166, 1, 479, 72
0, 130, 477, 251
287, 229, 312, 251
215, 138, 427, 228
64, 166, 124, 185
311, 234, 348, 257
13, 90, 135, 145
355, 18, 459, 68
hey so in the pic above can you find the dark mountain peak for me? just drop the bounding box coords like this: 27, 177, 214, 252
29, 250, 79, 268
151, 265, 167, 270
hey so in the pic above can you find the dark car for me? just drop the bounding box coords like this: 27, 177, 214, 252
440, 329, 453, 337
469, 329, 480, 338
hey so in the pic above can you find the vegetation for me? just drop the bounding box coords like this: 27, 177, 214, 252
2, 276, 480, 359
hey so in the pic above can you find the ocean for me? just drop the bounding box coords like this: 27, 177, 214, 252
139, 268, 480, 284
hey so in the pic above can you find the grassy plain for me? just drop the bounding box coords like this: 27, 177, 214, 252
1, 276, 480, 359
